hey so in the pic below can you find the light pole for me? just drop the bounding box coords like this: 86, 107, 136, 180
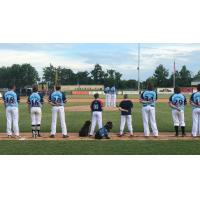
137, 43, 141, 94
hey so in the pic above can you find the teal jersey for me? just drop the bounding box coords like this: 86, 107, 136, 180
3, 90, 20, 107
28, 92, 43, 107
48, 91, 66, 106
110, 86, 116, 94
190, 92, 200, 109
141, 90, 157, 107
169, 93, 187, 111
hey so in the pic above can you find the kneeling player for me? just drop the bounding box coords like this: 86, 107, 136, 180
118, 94, 134, 137
169, 87, 187, 137
27, 85, 44, 138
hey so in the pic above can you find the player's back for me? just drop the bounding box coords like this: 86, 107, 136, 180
141, 90, 157, 107
191, 91, 200, 108
170, 93, 186, 110
91, 99, 103, 112
3, 90, 19, 107
29, 92, 43, 107
49, 91, 65, 105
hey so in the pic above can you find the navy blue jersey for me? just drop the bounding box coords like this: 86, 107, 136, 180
190, 91, 200, 109
3, 90, 20, 107
119, 100, 133, 115
90, 99, 103, 112
169, 93, 187, 111
141, 90, 157, 107
28, 92, 44, 107
48, 91, 66, 106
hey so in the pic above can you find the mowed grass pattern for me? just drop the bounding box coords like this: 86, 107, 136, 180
0, 102, 194, 133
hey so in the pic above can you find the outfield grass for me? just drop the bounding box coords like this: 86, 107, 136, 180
0, 140, 200, 155
0, 102, 193, 133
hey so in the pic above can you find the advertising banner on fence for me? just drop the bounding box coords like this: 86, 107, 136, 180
180, 87, 193, 94
72, 91, 89, 95
157, 88, 174, 94
89, 91, 104, 95
123, 91, 139, 95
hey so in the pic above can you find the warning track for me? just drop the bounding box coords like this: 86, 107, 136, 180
0, 132, 197, 141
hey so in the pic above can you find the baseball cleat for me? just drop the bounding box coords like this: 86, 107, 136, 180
37, 133, 42, 137
49, 135, 55, 138
88, 134, 93, 137
129, 134, 134, 137
63, 135, 69, 138
105, 136, 110, 139
182, 133, 186, 137
8, 135, 12, 138
15, 135, 21, 139
118, 134, 124, 137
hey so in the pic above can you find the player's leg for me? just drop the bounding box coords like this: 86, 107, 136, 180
89, 112, 97, 136
31, 108, 37, 138
179, 111, 186, 136
97, 112, 103, 129
35, 107, 42, 137
6, 107, 12, 137
105, 94, 108, 107
149, 107, 158, 136
113, 94, 116, 107
172, 110, 179, 136
192, 109, 198, 137
12, 107, 20, 137
127, 115, 133, 136
108, 94, 111, 107
58, 106, 68, 137
119, 115, 126, 136
50, 107, 58, 136
142, 107, 150, 136
111, 95, 114, 107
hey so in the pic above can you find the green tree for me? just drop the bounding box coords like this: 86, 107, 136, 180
178, 65, 191, 86
90, 64, 105, 84
153, 64, 169, 87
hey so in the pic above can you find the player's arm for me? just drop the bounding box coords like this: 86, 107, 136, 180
48, 93, 56, 106
62, 92, 67, 103
17, 93, 20, 103
119, 107, 129, 112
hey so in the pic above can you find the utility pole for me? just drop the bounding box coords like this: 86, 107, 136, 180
137, 43, 141, 94
173, 60, 176, 88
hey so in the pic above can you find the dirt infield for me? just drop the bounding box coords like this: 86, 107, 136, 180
0, 132, 198, 141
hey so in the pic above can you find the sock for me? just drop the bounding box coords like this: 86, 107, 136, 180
32, 125, 36, 135
36, 124, 41, 135
181, 126, 185, 135
174, 126, 179, 135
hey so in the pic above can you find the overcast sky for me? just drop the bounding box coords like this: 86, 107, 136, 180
0, 43, 200, 80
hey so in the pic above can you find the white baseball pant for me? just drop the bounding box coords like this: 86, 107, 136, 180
89, 111, 103, 135
111, 94, 116, 107
192, 108, 200, 137
31, 107, 42, 125
142, 106, 158, 136
172, 110, 185, 126
51, 106, 67, 135
120, 115, 133, 134
105, 94, 111, 107
6, 107, 19, 136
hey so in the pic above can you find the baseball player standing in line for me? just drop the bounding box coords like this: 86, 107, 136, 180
118, 94, 134, 137
104, 86, 111, 107
89, 93, 103, 136
27, 85, 44, 138
110, 86, 117, 107
140, 83, 159, 137
48, 85, 68, 138
168, 87, 187, 137
190, 84, 200, 137
3, 84, 20, 138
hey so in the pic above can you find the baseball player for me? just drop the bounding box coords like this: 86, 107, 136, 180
3, 84, 20, 138
89, 93, 103, 136
118, 94, 134, 137
110, 86, 117, 107
48, 85, 68, 138
140, 83, 159, 137
190, 84, 200, 137
27, 85, 44, 138
104, 86, 111, 107
168, 87, 187, 137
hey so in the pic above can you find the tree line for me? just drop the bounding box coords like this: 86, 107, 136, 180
0, 63, 200, 89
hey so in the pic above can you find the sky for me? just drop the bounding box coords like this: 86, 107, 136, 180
0, 43, 200, 81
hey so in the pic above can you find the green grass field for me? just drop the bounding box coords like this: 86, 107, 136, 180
0, 102, 198, 155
